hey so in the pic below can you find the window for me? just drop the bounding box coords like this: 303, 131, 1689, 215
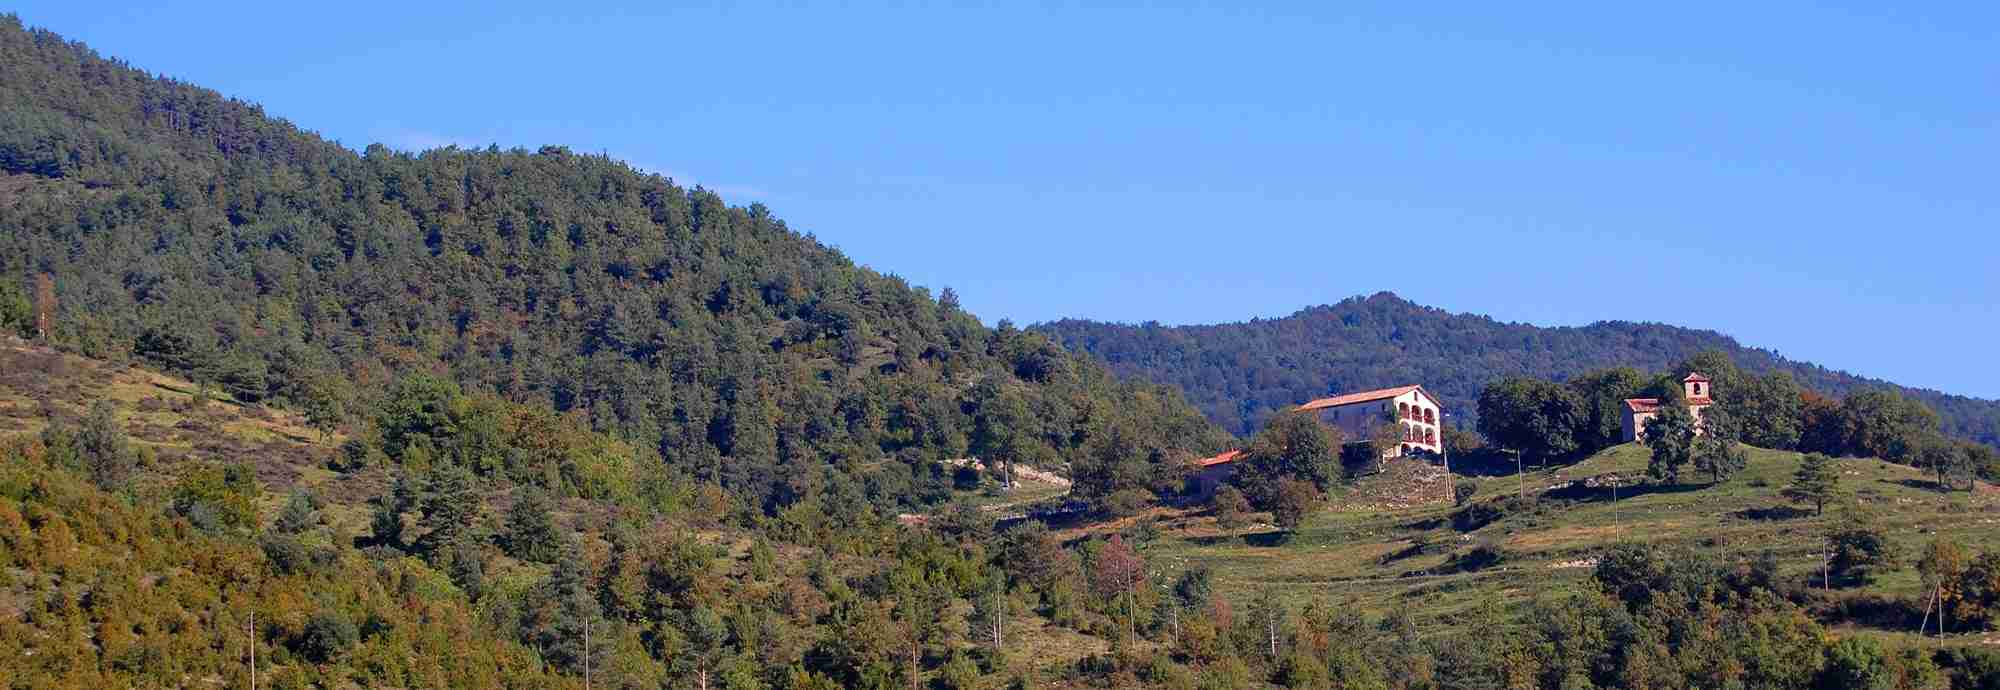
1425, 428, 1436, 444
1424, 408, 1435, 424
1398, 402, 1409, 419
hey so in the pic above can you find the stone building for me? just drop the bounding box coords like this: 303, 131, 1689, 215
1620, 373, 1713, 442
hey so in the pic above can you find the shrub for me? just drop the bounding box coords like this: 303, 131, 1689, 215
260, 534, 331, 576
1453, 480, 1478, 507
273, 490, 319, 534
1102, 488, 1153, 518
296, 611, 360, 663
1210, 486, 1250, 528
1449, 541, 1506, 573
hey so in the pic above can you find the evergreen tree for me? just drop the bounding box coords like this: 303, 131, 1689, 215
273, 490, 319, 534
420, 464, 481, 552
503, 488, 563, 563
672, 605, 730, 690
76, 400, 136, 490
371, 472, 418, 548
0, 278, 29, 337
519, 541, 600, 674
1783, 453, 1842, 516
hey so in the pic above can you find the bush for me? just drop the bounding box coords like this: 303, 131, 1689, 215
273, 490, 319, 534
296, 611, 360, 663
935, 650, 981, 690
1210, 486, 1250, 528
1453, 480, 1478, 507
1829, 512, 1901, 586
1452, 495, 1534, 532
260, 534, 332, 576
335, 438, 373, 472
1102, 488, 1153, 518
1448, 541, 1506, 573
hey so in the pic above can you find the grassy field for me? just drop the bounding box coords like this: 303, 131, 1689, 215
1134, 442, 2000, 639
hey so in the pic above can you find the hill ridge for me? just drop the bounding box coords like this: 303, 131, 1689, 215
1035, 291, 2000, 445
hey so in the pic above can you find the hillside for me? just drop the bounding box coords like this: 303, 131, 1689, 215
1152, 445, 1998, 613
0, 15, 1228, 517
0, 338, 1139, 687
1035, 292, 2000, 445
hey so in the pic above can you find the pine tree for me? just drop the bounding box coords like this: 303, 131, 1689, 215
420, 464, 480, 553
371, 473, 417, 548
77, 400, 135, 490
522, 541, 600, 674
273, 490, 318, 534
504, 488, 562, 563
1783, 453, 1842, 516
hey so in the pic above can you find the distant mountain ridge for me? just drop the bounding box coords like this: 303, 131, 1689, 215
1035, 292, 2000, 446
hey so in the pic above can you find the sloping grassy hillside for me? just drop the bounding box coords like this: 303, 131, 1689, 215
1143, 443, 1999, 636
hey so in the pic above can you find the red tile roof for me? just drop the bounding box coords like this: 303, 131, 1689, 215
1622, 397, 1662, 413
1298, 385, 1431, 411
1196, 450, 1243, 467
1683, 373, 1711, 382
1626, 396, 1712, 413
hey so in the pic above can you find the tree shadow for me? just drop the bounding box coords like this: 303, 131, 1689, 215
1733, 505, 1810, 521
1886, 478, 1950, 492
1377, 540, 1433, 565
1241, 530, 1293, 548
1400, 515, 1449, 531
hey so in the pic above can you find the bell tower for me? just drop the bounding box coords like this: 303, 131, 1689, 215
1683, 373, 1710, 400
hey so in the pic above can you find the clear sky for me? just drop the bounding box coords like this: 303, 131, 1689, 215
14, 2, 1998, 398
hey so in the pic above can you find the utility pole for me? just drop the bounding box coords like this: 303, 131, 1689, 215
583, 616, 591, 690
1515, 450, 1525, 502
1440, 413, 1453, 504
248, 609, 256, 690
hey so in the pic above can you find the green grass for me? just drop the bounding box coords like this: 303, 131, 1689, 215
1140, 443, 2000, 633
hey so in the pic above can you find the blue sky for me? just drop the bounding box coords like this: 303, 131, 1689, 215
15, 2, 1999, 398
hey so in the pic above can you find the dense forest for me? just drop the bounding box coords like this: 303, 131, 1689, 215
0, 16, 1230, 517
1035, 293, 2000, 446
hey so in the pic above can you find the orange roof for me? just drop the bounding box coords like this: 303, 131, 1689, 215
1298, 385, 1431, 411
1683, 373, 1711, 382
1622, 397, 1662, 413
1196, 450, 1243, 467
1626, 396, 1711, 412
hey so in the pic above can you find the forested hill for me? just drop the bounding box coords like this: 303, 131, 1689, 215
1035, 292, 2000, 445
0, 17, 1228, 512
